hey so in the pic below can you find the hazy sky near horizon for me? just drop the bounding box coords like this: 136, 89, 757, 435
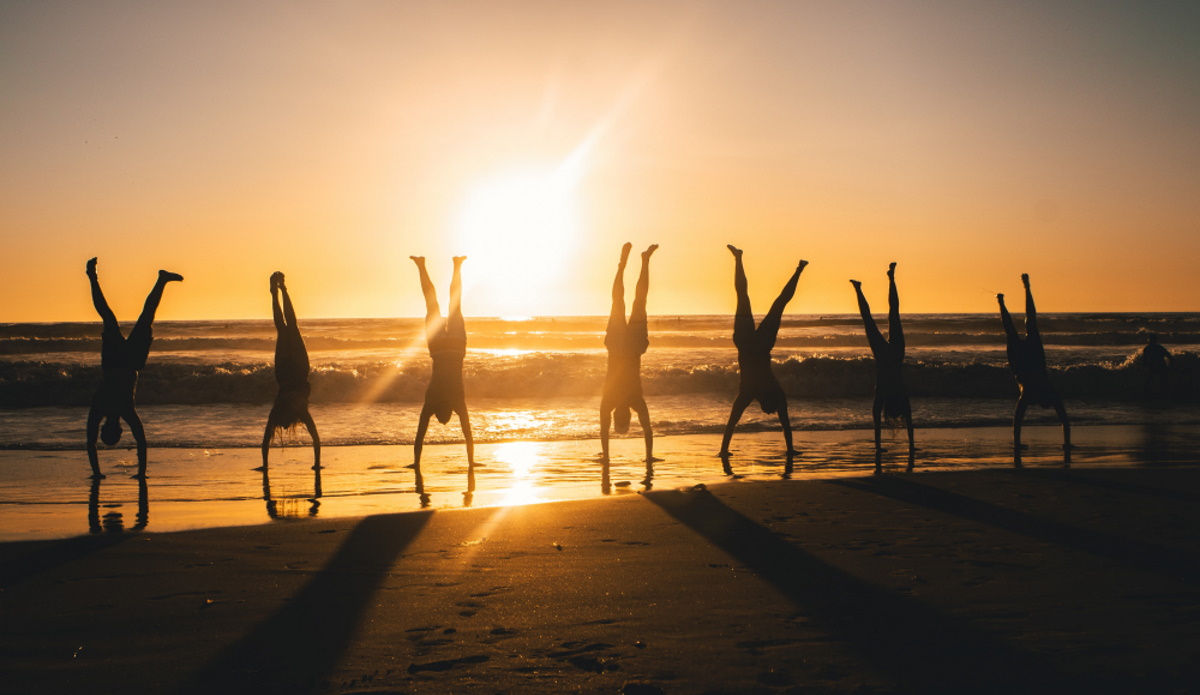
2, 0, 1198, 322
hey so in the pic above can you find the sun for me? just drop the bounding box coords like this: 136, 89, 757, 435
452, 166, 582, 314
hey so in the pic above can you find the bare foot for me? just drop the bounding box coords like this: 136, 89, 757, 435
86, 257, 98, 277
619, 242, 632, 265
410, 256, 425, 266
726, 245, 742, 258
888, 262, 896, 277
997, 293, 1005, 303
453, 256, 467, 265
270, 271, 285, 290
797, 260, 809, 272
1021, 273, 1030, 288
850, 279, 862, 289
159, 270, 183, 282
641, 243, 658, 260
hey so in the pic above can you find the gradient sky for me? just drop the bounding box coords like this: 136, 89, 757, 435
3, 0, 1198, 322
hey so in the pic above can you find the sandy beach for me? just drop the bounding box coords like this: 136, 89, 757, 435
4, 439, 1200, 693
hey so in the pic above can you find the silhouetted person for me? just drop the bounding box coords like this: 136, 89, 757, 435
601, 242, 659, 463
260, 272, 320, 471
851, 262, 914, 472
998, 273, 1070, 454
411, 256, 474, 468
720, 246, 807, 456
1142, 334, 1172, 391
85, 258, 182, 479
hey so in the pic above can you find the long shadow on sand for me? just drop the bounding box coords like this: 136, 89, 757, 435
832, 476, 1200, 586
180, 511, 433, 694
645, 489, 1078, 694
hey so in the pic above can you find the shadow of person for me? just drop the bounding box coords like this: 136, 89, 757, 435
260, 465, 322, 521
260, 272, 320, 473
85, 257, 182, 480
88, 476, 149, 534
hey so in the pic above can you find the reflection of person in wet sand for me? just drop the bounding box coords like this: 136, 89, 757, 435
85, 258, 182, 479
601, 242, 659, 463
998, 273, 1071, 452
260, 272, 320, 471
720, 246, 807, 456
851, 263, 915, 471
411, 256, 473, 468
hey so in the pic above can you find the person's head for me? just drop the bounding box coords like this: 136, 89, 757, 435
613, 405, 632, 434
758, 384, 785, 415
434, 402, 454, 425
100, 417, 123, 446
1148, 334, 1160, 345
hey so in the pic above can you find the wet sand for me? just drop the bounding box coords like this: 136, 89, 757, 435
3, 461, 1200, 693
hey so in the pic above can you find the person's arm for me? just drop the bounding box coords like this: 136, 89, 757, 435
301, 413, 321, 470
86, 406, 105, 479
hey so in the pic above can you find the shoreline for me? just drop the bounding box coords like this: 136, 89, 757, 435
3, 423, 1199, 543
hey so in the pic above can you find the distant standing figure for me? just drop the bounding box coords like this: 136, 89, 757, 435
85, 257, 183, 479
412, 256, 473, 467
260, 272, 320, 471
601, 242, 659, 462
998, 273, 1071, 452
1142, 334, 1172, 390
850, 262, 914, 471
720, 246, 807, 456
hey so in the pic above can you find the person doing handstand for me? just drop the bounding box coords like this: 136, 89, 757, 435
720, 246, 807, 456
85, 257, 182, 479
600, 243, 659, 463
998, 273, 1071, 452
260, 272, 320, 471
851, 262, 914, 471
411, 256, 473, 467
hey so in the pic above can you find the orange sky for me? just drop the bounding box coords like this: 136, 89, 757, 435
2, 1, 1198, 322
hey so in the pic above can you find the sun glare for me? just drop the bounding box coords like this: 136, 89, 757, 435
453, 167, 582, 313
493, 441, 544, 506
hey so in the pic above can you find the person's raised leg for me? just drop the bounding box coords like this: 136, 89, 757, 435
411, 257, 442, 341
631, 244, 657, 326
851, 279, 887, 357
888, 262, 904, 357
270, 272, 286, 332
606, 244, 631, 349
133, 268, 183, 338
1022, 273, 1040, 340
758, 260, 808, 350
729, 246, 755, 339
449, 256, 466, 339
86, 258, 119, 331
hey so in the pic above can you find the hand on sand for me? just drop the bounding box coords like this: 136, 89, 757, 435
90, 472, 106, 480
646, 455, 663, 464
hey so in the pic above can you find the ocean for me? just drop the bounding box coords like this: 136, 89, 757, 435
2, 312, 1199, 449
